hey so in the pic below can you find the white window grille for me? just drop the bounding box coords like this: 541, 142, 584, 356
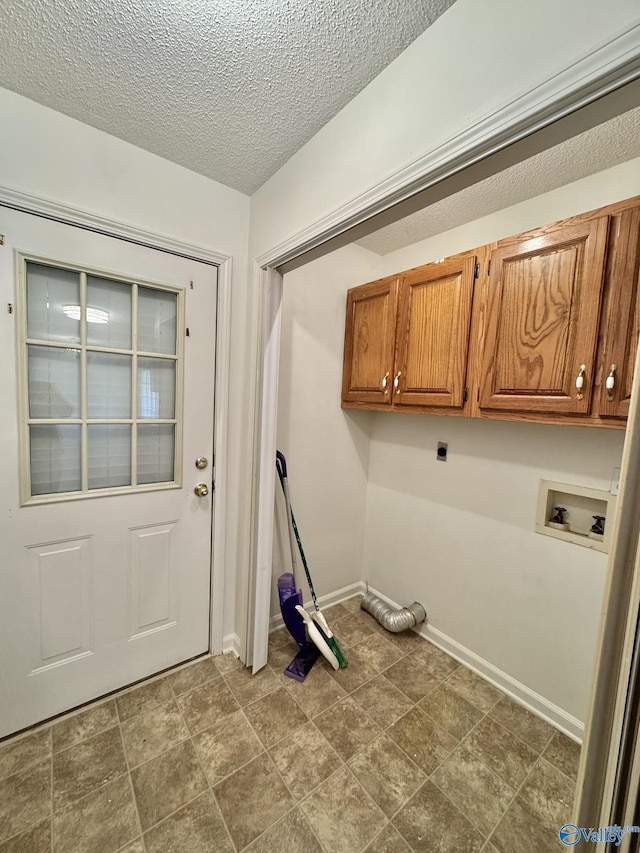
17, 256, 184, 503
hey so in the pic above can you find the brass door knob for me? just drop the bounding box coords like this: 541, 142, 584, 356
194, 483, 209, 497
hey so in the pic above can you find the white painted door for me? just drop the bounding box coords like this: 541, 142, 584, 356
0, 208, 217, 737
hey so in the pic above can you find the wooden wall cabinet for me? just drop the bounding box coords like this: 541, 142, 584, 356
479, 217, 610, 415
342, 275, 399, 406
342, 254, 477, 412
395, 255, 476, 409
342, 195, 640, 430
596, 207, 640, 419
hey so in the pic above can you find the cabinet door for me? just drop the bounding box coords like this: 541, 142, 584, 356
394, 255, 476, 408
342, 276, 399, 405
480, 217, 609, 414
598, 207, 640, 418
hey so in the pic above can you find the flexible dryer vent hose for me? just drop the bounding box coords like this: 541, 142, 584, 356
360, 591, 427, 633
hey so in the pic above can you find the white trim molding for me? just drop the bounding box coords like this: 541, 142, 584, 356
0, 183, 229, 267
339, 584, 584, 741
221, 633, 242, 659
257, 21, 640, 270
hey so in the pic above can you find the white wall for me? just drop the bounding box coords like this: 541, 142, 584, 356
362, 160, 640, 725
0, 88, 251, 642
249, 0, 639, 260
271, 244, 381, 617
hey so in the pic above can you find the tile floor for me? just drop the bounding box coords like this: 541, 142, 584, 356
0, 596, 580, 853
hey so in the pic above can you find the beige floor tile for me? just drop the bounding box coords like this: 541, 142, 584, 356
351, 633, 404, 672
431, 741, 515, 837
465, 717, 538, 790
176, 679, 239, 734
349, 734, 425, 818
518, 758, 575, 830
323, 603, 352, 622
418, 683, 484, 740
340, 596, 364, 614
490, 761, 575, 852
269, 722, 342, 801
52, 726, 127, 809
410, 643, 460, 680
268, 626, 295, 649
115, 678, 173, 723
445, 667, 502, 713
383, 656, 440, 703
0, 728, 51, 781
192, 708, 263, 786
489, 698, 555, 754
285, 666, 347, 717
383, 629, 428, 653
53, 775, 138, 853
144, 791, 233, 853
244, 808, 324, 853
224, 665, 281, 707
213, 753, 294, 850
131, 740, 207, 832
166, 658, 220, 696
387, 708, 457, 775
326, 645, 378, 693
0, 818, 50, 853
52, 701, 118, 753
121, 699, 189, 767
212, 653, 243, 675
542, 731, 581, 780
268, 642, 300, 674
351, 676, 413, 730
301, 766, 386, 853
490, 796, 563, 853
244, 687, 309, 748
0, 758, 51, 844
332, 615, 376, 648
117, 842, 144, 853
314, 696, 381, 761
364, 823, 412, 852
393, 781, 485, 853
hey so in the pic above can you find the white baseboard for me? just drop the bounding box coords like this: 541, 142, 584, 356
311, 582, 584, 743
222, 633, 241, 658
269, 581, 364, 632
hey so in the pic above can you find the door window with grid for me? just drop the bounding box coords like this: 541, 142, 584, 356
19, 258, 183, 502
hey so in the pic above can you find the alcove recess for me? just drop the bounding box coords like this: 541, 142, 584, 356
536, 480, 617, 554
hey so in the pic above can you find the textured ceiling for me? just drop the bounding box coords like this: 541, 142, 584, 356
0, 0, 455, 195
357, 106, 640, 255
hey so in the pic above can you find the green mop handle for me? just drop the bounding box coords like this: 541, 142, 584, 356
275, 453, 319, 611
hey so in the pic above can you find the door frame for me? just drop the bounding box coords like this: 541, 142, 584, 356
0, 184, 231, 657
247, 68, 640, 829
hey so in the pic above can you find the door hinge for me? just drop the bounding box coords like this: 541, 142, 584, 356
463, 387, 468, 402
477, 388, 480, 402
7, 303, 13, 314
474, 261, 480, 279
185, 327, 190, 337
0, 235, 5, 246
487, 260, 491, 277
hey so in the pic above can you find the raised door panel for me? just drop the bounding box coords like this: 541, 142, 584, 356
480, 217, 609, 414
342, 276, 399, 405
598, 207, 640, 418
394, 255, 476, 408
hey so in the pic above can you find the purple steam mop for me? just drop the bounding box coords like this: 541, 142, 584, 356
276, 452, 319, 681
